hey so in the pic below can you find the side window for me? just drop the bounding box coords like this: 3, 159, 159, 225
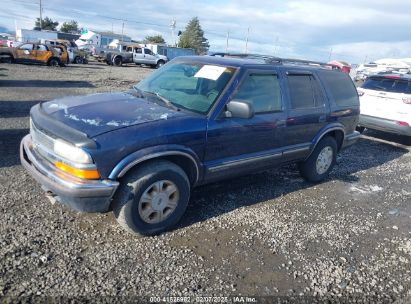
135, 48, 142, 54
20, 44, 33, 51
233, 74, 282, 113
36, 45, 47, 51
319, 70, 359, 106
145, 49, 154, 55
288, 75, 321, 109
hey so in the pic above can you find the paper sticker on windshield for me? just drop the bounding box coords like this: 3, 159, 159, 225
194, 65, 226, 81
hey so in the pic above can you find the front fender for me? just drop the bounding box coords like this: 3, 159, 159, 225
108, 144, 202, 182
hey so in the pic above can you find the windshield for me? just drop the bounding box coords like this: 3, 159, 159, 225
134, 61, 236, 114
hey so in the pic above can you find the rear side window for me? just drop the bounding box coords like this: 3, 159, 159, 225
319, 70, 359, 106
362, 77, 411, 94
287, 75, 323, 109
233, 74, 282, 113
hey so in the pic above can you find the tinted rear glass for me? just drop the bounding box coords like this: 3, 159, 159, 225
319, 70, 359, 106
362, 77, 411, 94
288, 75, 316, 109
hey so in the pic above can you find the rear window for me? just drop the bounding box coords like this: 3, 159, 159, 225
362, 77, 411, 94
319, 70, 359, 106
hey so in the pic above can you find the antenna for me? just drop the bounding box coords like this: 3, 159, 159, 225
226, 30, 230, 53
245, 27, 250, 54
170, 18, 176, 46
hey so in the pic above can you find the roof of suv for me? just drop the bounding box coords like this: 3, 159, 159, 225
179, 54, 337, 71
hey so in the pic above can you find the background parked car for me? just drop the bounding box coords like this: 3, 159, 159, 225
0, 42, 67, 66
357, 73, 411, 136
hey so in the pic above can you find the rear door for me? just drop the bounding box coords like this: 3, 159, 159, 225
360, 76, 411, 124
34, 44, 50, 63
282, 71, 328, 160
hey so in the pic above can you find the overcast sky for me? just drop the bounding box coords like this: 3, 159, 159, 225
2, 0, 411, 63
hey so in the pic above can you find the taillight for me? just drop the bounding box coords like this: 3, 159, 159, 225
402, 97, 411, 104
397, 121, 410, 127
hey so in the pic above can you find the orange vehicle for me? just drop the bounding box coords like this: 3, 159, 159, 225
0, 42, 68, 66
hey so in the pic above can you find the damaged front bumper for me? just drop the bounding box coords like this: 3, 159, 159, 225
20, 134, 119, 213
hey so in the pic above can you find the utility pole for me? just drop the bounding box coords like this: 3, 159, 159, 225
39, 0, 43, 30
328, 47, 333, 61
121, 22, 124, 42
245, 27, 250, 54
226, 30, 229, 53
170, 18, 176, 46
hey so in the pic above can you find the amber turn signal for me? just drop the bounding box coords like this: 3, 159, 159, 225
55, 161, 100, 179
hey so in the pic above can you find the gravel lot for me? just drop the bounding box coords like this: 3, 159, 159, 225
0, 62, 410, 303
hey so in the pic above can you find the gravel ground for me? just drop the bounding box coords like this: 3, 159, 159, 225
0, 62, 410, 303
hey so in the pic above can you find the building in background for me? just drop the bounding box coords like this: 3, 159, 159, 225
75, 30, 131, 48
16, 29, 79, 43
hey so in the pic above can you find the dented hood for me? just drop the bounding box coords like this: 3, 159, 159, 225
42, 92, 185, 138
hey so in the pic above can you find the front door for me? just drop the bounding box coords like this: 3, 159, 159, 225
133, 47, 145, 63
15, 43, 35, 63
142, 48, 157, 65
204, 71, 286, 181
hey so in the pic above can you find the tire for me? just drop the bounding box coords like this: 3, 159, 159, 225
356, 126, 365, 134
156, 60, 165, 68
113, 56, 122, 66
1, 55, 13, 63
112, 160, 190, 236
299, 136, 337, 183
74, 56, 83, 64
48, 58, 59, 67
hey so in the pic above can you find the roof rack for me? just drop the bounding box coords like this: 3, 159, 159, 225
208, 52, 333, 69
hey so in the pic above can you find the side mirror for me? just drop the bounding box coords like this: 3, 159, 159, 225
224, 100, 254, 119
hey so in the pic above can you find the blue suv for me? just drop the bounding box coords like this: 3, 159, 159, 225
20, 55, 360, 235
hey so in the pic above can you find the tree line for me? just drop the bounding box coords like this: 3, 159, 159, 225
34, 16, 209, 54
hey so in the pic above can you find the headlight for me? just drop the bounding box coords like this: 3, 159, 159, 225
54, 139, 92, 164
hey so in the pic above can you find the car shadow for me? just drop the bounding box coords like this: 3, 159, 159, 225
177, 136, 409, 230
362, 129, 411, 146
0, 128, 29, 168
0, 100, 41, 118
67, 65, 104, 70
0, 80, 95, 88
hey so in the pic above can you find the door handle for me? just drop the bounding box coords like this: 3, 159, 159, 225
277, 119, 286, 127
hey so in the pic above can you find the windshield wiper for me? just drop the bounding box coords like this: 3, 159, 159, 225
148, 91, 180, 111
132, 86, 145, 98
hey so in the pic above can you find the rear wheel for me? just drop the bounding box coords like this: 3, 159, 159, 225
299, 136, 337, 183
113, 56, 122, 66
74, 56, 83, 64
48, 57, 60, 67
112, 160, 190, 236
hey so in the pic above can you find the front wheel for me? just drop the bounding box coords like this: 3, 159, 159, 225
112, 160, 190, 236
299, 136, 337, 183
156, 60, 165, 68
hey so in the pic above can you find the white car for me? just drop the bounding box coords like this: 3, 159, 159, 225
357, 74, 411, 136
